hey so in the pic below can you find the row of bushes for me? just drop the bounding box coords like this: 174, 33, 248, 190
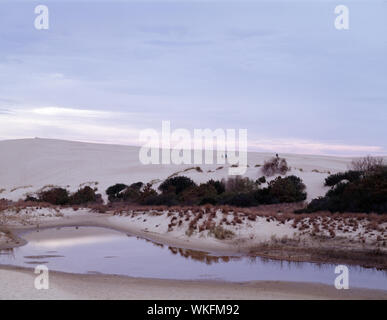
299, 165, 387, 214
106, 175, 307, 207
25, 186, 102, 205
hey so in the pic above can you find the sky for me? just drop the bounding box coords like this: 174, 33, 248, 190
0, 0, 386, 156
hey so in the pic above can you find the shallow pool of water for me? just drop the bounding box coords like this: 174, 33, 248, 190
1, 226, 386, 290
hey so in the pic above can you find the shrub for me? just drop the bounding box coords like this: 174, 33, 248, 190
206, 179, 226, 194
324, 170, 362, 187
300, 166, 387, 214
210, 226, 235, 240
25, 195, 39, 202
120, 187, 141, 202
350, 155, 384, 173
129, 182, 144, 190
219, 192, 257, 207
140, 193, 178, 206
261, 156, 290, 176
138, 183, 158, 204
38, 188, 69, 205
224, 176, 258, 193
158, 176, 197, 195
106, 183, 128, 202
257, 176, 266, 184
70, 186, 98, 205
267, 175, 307, 203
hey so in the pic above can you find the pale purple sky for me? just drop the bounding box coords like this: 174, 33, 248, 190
0, 0, 386, 156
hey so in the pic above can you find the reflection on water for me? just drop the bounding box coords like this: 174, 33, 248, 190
168, 247, 242, 265
0, 226, 386, 290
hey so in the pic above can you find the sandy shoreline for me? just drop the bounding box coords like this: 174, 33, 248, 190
1, 265, 386, 300
1, 211, 387, 300
1, 207, 386, 269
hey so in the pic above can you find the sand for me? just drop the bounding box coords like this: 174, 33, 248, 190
1, 265, 386, 300
0, 138, 374, 203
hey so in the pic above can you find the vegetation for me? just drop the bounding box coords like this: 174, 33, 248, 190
103, 174, 307, 207
324, 170, 362, 187
349, 155, 384, 173
299, 162, 387, 214
261, 156, 290, 176
158, 176, 197, 195
70, 186, 99, 205
26, 186, 101, 206
37, 187, 69, 205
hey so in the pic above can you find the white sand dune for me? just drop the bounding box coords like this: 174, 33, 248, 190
0, 138, 367, 203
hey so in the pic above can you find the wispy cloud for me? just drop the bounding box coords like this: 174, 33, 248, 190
31, 107, 115, 118
1, 106, 384, 156
249, 139, 385, 156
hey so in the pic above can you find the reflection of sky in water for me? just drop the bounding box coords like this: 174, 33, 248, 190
28, 235, 123, 249
1, 227, 386, 291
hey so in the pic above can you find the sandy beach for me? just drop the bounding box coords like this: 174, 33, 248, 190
1, 265, 386, 300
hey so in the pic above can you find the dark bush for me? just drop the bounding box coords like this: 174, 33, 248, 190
206, 179, 225, 194
69, 186, 98, 205
129, 182, 144, 190
120, 187, 141, 202
158, 176, 197, 195
267, 176, 307, 203
140, 193, 178, 206
106, 183, 128, 202
38, 188, 69, 205
300, 166, 387, 214
257, 176, 266, 184
350, 155, 384, 173
324, 170, 362, 187
25, 195, 39, 202
219, 192, 257, 207
137, 183, 158, 204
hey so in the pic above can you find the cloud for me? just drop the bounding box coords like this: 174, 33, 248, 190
0, 107, 385, 156
145, 40, 212, 47
249, 139, 385, 156
31, 107, 114, 118
0, 108, 12, 115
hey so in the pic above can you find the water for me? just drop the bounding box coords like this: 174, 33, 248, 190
1, 226, 386, 290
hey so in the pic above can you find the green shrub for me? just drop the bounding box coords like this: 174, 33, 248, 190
267, 175, 307, 203
218, 191, 257, 207
140, 193, 178, 206
138, 183, 158, 204
129, 182, 144, 190
158, 176, 197, 195
206, 179, 225, 194
106, 183, 128, 202
324, 170, 362, 187
300, 166, 387, 214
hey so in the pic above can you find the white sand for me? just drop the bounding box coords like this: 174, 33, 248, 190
0, 138, 376, 203
2, 207, 386, 255
1, 266, 386, 300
